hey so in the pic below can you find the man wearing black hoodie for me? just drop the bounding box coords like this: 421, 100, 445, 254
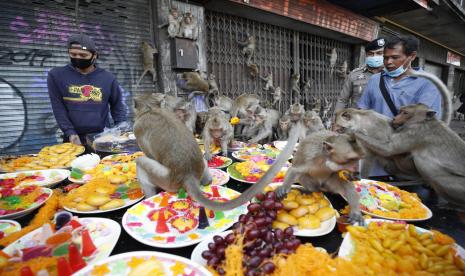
47, 34, 127, 146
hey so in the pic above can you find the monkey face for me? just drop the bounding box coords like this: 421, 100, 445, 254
324, 136, 363, 172
279, 121, 289, 130
210, 128, 224, 139
391, 104, 435, 129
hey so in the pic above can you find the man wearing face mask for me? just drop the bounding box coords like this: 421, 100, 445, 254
334, 38, 385, 112
357, 35, 442, 180
47, 34, 127, 146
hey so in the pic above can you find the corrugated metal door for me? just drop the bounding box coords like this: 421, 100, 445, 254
0, 0, 155, 155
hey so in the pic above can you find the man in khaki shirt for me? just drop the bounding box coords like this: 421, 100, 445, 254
334, 38, 386, 112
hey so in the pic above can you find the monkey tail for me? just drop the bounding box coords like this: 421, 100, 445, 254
409, 70, 452, 125
185, 124, 302, 211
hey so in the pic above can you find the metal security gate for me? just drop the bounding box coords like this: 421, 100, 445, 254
0, 0, 155, 155
205, 10, 352, 117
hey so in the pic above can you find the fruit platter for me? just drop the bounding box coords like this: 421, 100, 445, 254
0, 169, 70, 188
229, 141, 261, 152
209, 169, 230, 186
122, 185, 247, 248
227, 157, 289, 184
232, 145, 282, 161
352, 179, 432, 221
262, 184, 336, 237
63, 178, 144, 214
0, 143, 84, 172
339, 219, 465, 275
0, 220, 21, 239
273, 140, 300, 151
69, 162, 137, 184
199, 144, 221, 155
207, 156, 232, 169
74, 251, 212, 276
100, 152, 145, 165
0, 185, 52, 219
1, 213, 121, 275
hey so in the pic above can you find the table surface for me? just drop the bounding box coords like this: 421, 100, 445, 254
9, 153, 465, 261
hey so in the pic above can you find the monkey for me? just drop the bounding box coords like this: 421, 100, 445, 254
213, 95, 233, 117
261, 72, 274, 91
311, 97, 322, 116
327, 48, 338, 75
275, 130, 365, 224
238, 33, 256, 65
247, 63, 259, 79
159, 7, 181, 38
230, 94, 261, 137
300, 110, 324, 139
276, 115, 291, 140
285, 103, 305, 124
321, 97, 331, 121
243, 106, 281, 144
291, 73, 301, 103
206, 74, 219, 105
173, 98, 197, 133
337, 60, 348, 78
334, 69, 453, 180
302, 79, 313, 105
354, 104, 465, 210
133, 95, 301, 210
182, 72, 209, 92
272, 87, 284, 107
135, 42, 158, 87
179, 12, 198, 40
202, 107, 234, 160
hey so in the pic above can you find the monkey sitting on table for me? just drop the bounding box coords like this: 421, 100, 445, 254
354, 103, 465, 211
276, 130, 365, 224
133, 95, 301, 210
242, 105, 280, 144
202, 107, 233, 160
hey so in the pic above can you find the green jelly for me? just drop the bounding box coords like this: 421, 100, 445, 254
53, 242, 69, 256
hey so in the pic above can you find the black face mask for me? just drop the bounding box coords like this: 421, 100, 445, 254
70, 56, 94, 69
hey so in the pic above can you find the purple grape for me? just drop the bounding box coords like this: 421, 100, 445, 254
239, 214, 247, 223
291, 239, 301, 249
275, 229, 284, 240
248, 256, 263, 267
284, 226, 294, 237
284, 241, 294, 250
264, 231, 273, 242
268, 210, 277, 219
259, 227, 268, 237
277, 248, 289, 255
208, 242, 216, 251
262, 200, 275, 210
273, 202, 284, 210
256, 210, 266, 218
249, 249, 258, 257
255, 193, 266, 201
273, 241, 283, 250
201, 250, 213, 260
216, 245, 226, 256
265, 191, 276, 201
217, 268, 226, 275
246, 229, 260, 240
254, 217, 266, 227
213, 235, 224, 245
258, 247, 271, 258
265, 216, 273, 224
225, 233, 236, 244
246, 270, 256, 276
261, 262, 275, 273
247, 203, 261, 213
207, 256, 220, 266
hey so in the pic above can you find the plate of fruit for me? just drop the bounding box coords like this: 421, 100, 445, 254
352, 179, 432, 221
227, 158, 289, 184
339, 219, 465, 275
262, 184, 336, 237
63, 178, 144, 214
0, 185, 53, 219
1, 214, 121, 275
199, 144, 221, 155
68, 162, 137, 184
232, 145, 282, 161
0, 169, 70, 188
0, 220, 21, 239
100, 152, 145, 165
122, 185, 247, 248
229, 141, 261, 152
74, 251, 212, 276
207, 156, 232, 169
209, 168, 230, 186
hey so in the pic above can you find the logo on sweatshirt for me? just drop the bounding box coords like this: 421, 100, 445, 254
64, 85, 103, 102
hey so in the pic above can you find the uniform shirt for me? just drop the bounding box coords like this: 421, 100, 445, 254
357, 69, 442, 176
334, 66, 375, 112
47, 64, 127, 137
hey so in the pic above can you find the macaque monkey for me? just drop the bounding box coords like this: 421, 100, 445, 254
261, 72, 274, 91
285, 103, 305, 123
203, 107, 233, 160
173, 99, 197, 133
355, 104, 465, 210
182, 72, 209, 92
291, 73, 301, 103
165, 7, 181, 38
230, 94, 260, 136
327, 48, 338, 75
134, 95, 301, 210
321, 97, 331, 120
337, 60, 348, 78
276, 115, 291, 140
312, 97, 322, 116
243, 105, 280, 143
302, 79, 313, 105
300, 110, 324, 139
135, 42, 158, 87
276, 130, 365, 224
272, 87, 284, 107
179, 12, 198, 40
238, 33, 256, 65
247, 63, 259, 79
213, 95, 233, 116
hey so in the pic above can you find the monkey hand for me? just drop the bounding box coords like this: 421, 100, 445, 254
276, 185, 291, 200
204, 152, 213, 161
348, 210, 365, 226
222, 151, 228, 157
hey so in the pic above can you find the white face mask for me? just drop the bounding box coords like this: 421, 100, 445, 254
384, 56, 412, 78
366, 55, 384, 68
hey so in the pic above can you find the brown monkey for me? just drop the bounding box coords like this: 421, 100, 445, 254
276, 130, 365, 224
163, 7, 181, 38
182, 72, 209, 92
300, 110, 324, 139
213, 95, 233, 116
355, 104, 465, 210
179, 12, 198, 40
230, 94, 260, 136
328, 48, 338, 75
276, 115, 291, 140
285, 103, 305, 123
247, 63, 259, 79
133, 96, 301, 210
202, 107, 233, 160
173, 98, 197, 133
291, 73, 301, 103
272, 87, 284, 107
261, 72, 274, 91
243, 106, 280, 144
135, 42, 158, 87
238, 33, 256, 65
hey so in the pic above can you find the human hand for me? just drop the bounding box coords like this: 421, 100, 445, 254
69, 134, 82, 145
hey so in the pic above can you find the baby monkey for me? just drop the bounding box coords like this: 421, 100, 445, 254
202, 107, 233, 160
276, 130, 365, 224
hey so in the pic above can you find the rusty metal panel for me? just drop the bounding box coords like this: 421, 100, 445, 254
170, 38, 198, 70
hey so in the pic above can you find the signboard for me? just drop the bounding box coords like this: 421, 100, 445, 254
229, 0, 379, 41
447, 51, 461, 66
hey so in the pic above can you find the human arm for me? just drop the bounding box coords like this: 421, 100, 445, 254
357, 76, 376, 110
47, 72, 76, 137
109, 79, 127, 125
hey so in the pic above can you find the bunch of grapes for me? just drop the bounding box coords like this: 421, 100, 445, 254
202, 191, 301, 276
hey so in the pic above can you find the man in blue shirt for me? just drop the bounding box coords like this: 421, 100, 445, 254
357, 35, 442, 179
47, 34, 127, 146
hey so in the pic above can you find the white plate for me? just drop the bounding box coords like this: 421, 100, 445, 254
0, 188, 53, 220
4, 217, 121, 270
353, 179, 433, 222
74, 251, 212, 276
0, 220, 21, 237
210, 168, 230, 186
64, 196, 144, 214
338, 219, 465, 261
226, 162, 288, 185
267, 183, 336, 237
68, 175, 87, 184
122, 186, 247, 248
273, 140, 299, 151
0, 169, 70, 188
71, 153, 100, 170
229, 141, 261, 152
